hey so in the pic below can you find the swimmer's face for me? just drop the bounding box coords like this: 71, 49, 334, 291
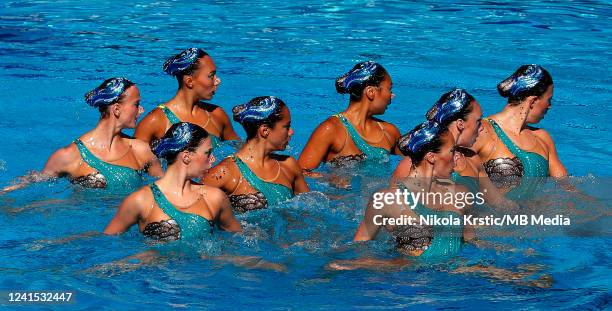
431, 131, 455, 179
527, 84, 554, 124
188, 138, 215, 176
456, 100, 483, 148
265, 106, 293, 151
116, 85, 143, 128
369, 75, 394, 115
190, 55, 221, 100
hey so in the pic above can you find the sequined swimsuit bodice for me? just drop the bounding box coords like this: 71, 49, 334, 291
228, 155, 293, 213
392, 183, 464, 259
329, 114, 390, 165
73, 139, 143, 192
483, 119, 549, 198
143, 183, 214, 241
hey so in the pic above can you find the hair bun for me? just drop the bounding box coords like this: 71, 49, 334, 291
84, 77, 132, 108
163, 48, 206, 76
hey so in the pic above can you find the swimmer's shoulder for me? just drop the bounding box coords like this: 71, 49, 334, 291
528, 126, 555, 148
272, 154, 302, 177
373, 117, 401, 140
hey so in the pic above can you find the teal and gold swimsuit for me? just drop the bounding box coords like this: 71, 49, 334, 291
73, 139, 143, 192
484, 119, 548, 199
159, 104, 221, 147
228, 155, 293, 213
143, 183, 214, 241
330, 114, 390, 165
393, 183, 464, 259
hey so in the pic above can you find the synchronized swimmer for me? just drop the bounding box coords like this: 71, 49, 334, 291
0, 48, 571, 270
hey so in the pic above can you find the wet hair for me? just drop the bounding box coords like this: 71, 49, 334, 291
497, 64, 553, 104
426, 88, 475, 126
335, 61, 389, 101
163, 48, 209, 86
397, 121, 449, 165
232, 96, 286, 140
151, 122, 209, 165
84, 77, 135, 117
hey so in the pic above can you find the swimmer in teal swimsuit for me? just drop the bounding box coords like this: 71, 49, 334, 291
204, 96, 308, 214
135, 48, 239, 147
392, 89, 514, 207
472, 65, 567, 198
1, 78, 162, 194
352, 121, 474, 260
298, 61, 401, 173
105, 122, 241, 241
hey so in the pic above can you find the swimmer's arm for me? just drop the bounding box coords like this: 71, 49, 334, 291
353, 192, 387, 241
537, 129, 567, 178
298, 119, 335, 171
134, 109, 164, 144
2, 146, 74, 194
212, 107, 240, 140
104, 191, 145, 235
390, 157, 413, 186
214, 190, 242, 233
286, 157, 309, 193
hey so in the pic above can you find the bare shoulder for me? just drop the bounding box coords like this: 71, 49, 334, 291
377, 119, 401, 138
122, 185, 153, 208
276, 155, 302, 175
318, 116, 343, 133
47, 142, 80, 167
140, 106, 166, 124
529, 126, 554, 144
128, 137, 153, 153
206, 157, 239, 182
208, 104, 231, 119
200, 184, 230, 215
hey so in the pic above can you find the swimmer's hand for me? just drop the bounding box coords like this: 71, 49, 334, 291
1, 171, 53, 195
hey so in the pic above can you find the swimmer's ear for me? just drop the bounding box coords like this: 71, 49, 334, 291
425, 152, 436, 165
259, 124, 270, 139
365, 85, 377, 101
456, 119, 465, 132
182, 151, 191, 164
112, 103, 121, 117
183, 75, 194, 88
526, 95, 538, 109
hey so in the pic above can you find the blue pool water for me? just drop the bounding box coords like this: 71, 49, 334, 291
0, 0, 611, 309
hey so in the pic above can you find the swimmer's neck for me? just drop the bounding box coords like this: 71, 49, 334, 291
343, 100, 376, 128
157, 163, 193, 197
236, 139, 276, 167
492, 104, 531, 133
167, 89, 201, 115
83, 117, 124, 151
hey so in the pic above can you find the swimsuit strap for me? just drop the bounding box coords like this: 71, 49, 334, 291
376, 121, 394, 146
158, 104, 181, 124
333, 114, 389, 161
231, 155, 293, 206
